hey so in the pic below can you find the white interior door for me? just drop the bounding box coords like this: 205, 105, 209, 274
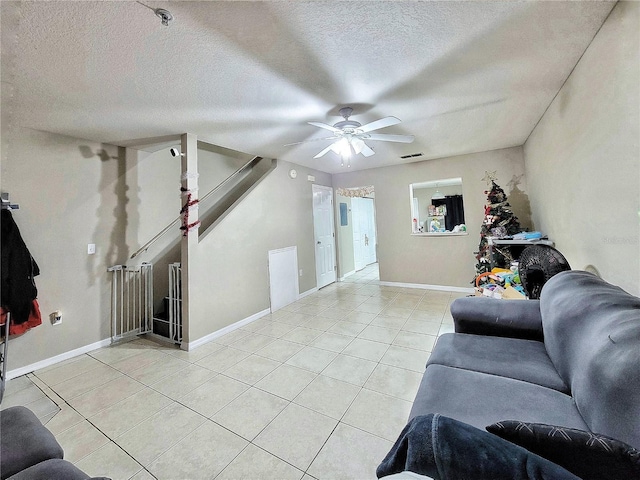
363, 198, 377, 265
313, 185, 337, 289
353, 197, 377, 269
268, 246, 299, 312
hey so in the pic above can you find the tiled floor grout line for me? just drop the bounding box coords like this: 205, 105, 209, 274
14, 264, 463, 479
64, 328, 354, 477
250, 271, 407, 476
25, 376, 152, 479
36, 350, 233, 476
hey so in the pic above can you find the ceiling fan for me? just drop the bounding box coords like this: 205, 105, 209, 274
286, 107, 414, 166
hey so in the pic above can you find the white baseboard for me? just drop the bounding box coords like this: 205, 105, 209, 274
298, 287, 318, 299
339, 270, 356, 281
378, 281, 474, 294
7, 337, 112, 380
184, 307, 271, 351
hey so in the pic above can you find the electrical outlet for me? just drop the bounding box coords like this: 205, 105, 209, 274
50, 311, 62, 325
87, 243, 96, 255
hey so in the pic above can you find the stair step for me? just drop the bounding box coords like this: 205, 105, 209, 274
152, 318, 170, 338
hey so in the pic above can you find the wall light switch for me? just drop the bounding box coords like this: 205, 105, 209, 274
88, 243, 96, 255
307, 175, 315, 182
299, 269, 303, 277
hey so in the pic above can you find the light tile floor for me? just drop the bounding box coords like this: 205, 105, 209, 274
2, 264, 462, 480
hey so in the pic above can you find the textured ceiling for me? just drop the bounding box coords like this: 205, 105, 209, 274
1, 1, 615, 173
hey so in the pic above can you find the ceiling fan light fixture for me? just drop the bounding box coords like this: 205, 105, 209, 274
288, 107, 414, 163
337, 138, 352, 159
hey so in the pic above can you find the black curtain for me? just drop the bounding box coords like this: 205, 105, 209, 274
432, 195, 465, 231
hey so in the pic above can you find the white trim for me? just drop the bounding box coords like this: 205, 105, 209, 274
298, 287, 318, 299
6, 337, 112, 380
184, 307, 271, 351
338, 270, 356, 281
378, 281, 474, 294
268, 245, 298, 255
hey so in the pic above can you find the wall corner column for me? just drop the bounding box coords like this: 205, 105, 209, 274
180, 133, 198, 350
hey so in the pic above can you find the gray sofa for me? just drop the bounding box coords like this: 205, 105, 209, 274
405, 270, 640, 477
0, 406, 109, 480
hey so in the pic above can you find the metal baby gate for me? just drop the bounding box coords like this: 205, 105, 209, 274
166, 262, 182, 344
108, 263, 153, 343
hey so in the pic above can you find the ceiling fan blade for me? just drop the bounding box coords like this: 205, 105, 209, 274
351, 137, 365, 154
358, 116, 401, 133
365, 133, 415, 143
308, 121, 343, 133
284, 136, 338, 147
314, 142, 339, 159
361, 143, 375, 157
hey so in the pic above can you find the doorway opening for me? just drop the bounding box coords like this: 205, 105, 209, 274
335, 186, 378, 280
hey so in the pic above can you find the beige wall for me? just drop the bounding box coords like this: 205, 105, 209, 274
2, 126, 330, 366
131, 145, 249, 311
187, 160, 332, 343
524, 1, 640, 295
2, 127, 124, 370
333, 147, 529, 288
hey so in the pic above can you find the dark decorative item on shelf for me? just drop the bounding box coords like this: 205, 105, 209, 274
518, 245, 571, 299
473, 177, 522, 280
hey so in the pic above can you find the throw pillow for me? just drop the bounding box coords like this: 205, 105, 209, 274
486, 420, 640, 480
378, 414, 580, 479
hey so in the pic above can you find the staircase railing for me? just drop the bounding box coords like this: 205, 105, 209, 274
130, 155, 264, 259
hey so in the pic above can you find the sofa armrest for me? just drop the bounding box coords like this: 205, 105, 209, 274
1, 407, 64, 480
450, 297, 543, 341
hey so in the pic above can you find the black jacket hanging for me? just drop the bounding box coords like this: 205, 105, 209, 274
1, 209, 40, 324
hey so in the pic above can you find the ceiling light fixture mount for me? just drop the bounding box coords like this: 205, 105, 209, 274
137, 1, 173, 26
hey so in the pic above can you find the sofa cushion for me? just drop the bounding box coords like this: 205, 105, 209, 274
0, 406, 64, 480
409, 365, 588, 431
427, 333, 568, 393
540, 271, 640, 449
486, 420, 640, 480
377, 414, 580, 480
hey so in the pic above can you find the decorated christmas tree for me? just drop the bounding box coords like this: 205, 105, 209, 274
474, 172, 522, 277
